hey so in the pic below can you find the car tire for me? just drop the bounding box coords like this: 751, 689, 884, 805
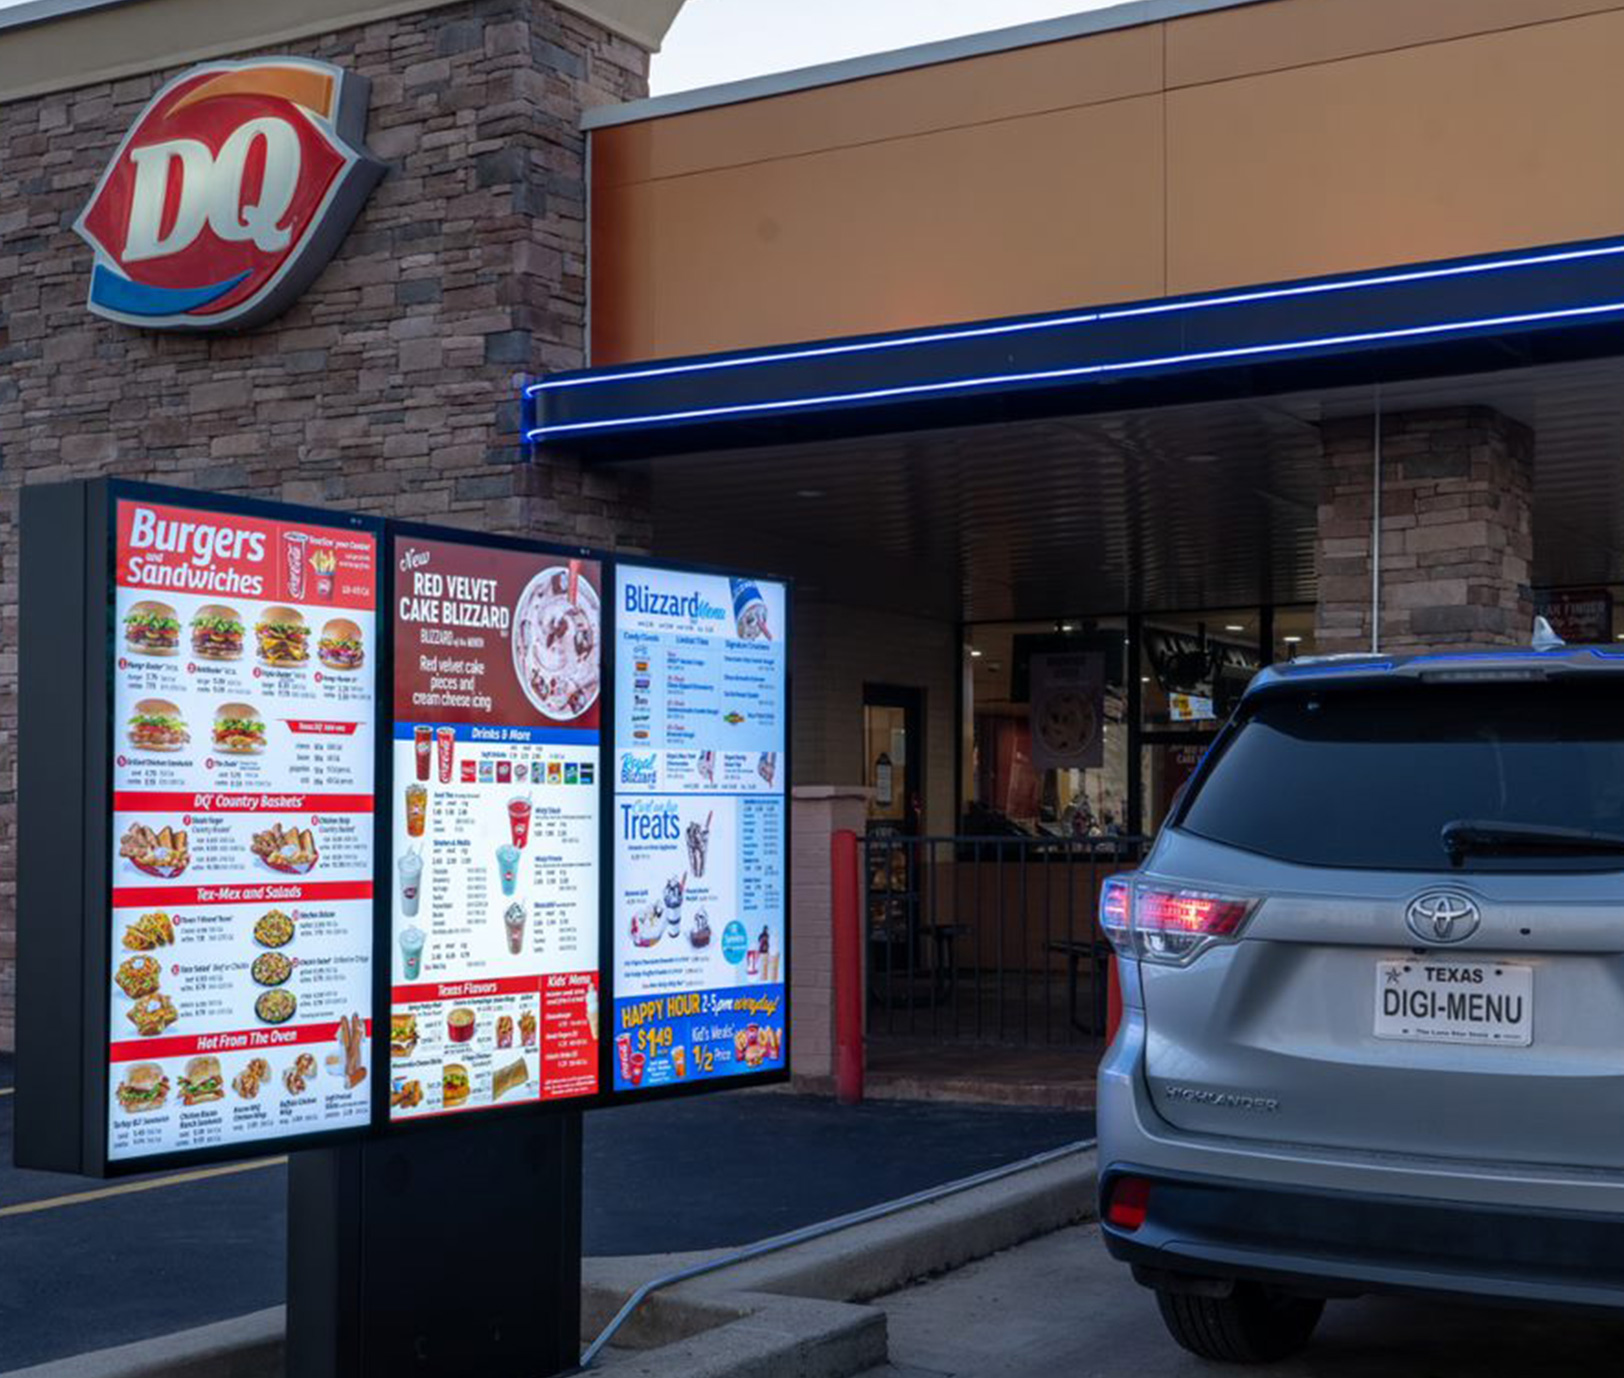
1154, 1284, 1324, 1363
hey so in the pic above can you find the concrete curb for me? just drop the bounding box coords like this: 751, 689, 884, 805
8, 1149, 1098, 1378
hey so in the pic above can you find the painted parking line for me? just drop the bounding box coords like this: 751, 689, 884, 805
0, 1156, 284, 1219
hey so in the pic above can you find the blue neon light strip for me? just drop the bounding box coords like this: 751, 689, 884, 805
526, 295, 1624, 440
528, 237, 1624, 397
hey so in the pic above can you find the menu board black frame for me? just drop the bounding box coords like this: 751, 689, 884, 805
16, 479, 389, 1178
598, 555, 793, 1109
16, 482, 792, 1179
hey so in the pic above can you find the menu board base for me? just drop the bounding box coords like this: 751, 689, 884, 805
288, 1111, 583, 1378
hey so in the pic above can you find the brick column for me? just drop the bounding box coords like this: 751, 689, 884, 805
789, 786, 870, 1089
1316, 407, 1533, 653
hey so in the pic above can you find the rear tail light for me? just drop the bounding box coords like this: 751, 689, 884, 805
1099, 878, 1256, 966
1105, 1175, 1152, 1232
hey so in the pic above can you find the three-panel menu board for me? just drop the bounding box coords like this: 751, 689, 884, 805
16, 481, 789, 1175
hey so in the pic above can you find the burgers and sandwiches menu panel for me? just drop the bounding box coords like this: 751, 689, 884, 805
108, 498, 378, 1162
389, 535, 601, 1121
611, 565, 787, 1093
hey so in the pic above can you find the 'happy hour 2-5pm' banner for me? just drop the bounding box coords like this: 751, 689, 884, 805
611, 564, 788, 1092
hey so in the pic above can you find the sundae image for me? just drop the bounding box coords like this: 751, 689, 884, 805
513, 565, 600, 720
630, 904, 664, 948
664, 874, 685, 936
730, 578, 772, 640
697, 750, 716, 785
690, 911, 711, 949
686, 813, 712, 878
757, 752, 777, 787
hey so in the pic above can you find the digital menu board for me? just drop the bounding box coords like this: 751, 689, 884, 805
388, 534, 602, 1120
611, 564, 788, 1092
107, 497, 379, 1162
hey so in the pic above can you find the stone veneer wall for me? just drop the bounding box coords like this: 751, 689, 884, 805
0, 0, 652, 1050
1316, 407, 1534, 655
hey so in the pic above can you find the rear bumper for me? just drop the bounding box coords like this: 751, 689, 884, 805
1101, 1168, 1624, 1311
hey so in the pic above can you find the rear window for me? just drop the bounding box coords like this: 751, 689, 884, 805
1179, 681, 1624, 871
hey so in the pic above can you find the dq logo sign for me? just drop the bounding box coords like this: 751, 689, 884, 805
75, 58, 383, 331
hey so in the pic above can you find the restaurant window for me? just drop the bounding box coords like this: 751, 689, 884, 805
962, 620, 1129, 838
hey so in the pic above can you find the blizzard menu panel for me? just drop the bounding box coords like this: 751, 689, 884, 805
612, 565, 788, 1092
108, 498, 378, 1162
389, 536, 601, 1120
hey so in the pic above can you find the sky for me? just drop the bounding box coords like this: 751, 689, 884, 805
651, 0, 1126, 95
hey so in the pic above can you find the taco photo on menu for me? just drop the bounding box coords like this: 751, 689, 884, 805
213, 702, 266, 755
191, 604, 245, 660
127, 699, 188, 753
256, 606, 309, 666
318, 618, 365, 672
124, 600, 181, 656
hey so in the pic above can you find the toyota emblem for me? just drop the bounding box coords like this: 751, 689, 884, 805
1406, 891, 1481, 945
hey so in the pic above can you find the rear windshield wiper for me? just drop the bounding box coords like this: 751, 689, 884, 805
1442, 819, 1624, 867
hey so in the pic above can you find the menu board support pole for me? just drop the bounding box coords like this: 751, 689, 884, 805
288, 1109, 584, 1378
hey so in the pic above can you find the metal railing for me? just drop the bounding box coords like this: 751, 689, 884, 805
860, 832, 1148, 1046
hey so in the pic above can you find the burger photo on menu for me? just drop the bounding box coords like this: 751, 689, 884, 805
442, 1063, 470, 1108
116, 1063, 170, 1114
190, 604, 245, 660
256, 606, 310, 666
391, 1013, 419, 1058
123, 600, 181, 656
317, 617, 365, 671
127, 698, 188, 752
178, 1055, 225, 1106
212, 702, 267, 755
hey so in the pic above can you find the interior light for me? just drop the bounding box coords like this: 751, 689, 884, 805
1141, 676, 1151, 684
1224, 624, 1245, 633
797, 488, 825, 499
1284, 635, 1303, 644
1060, 623, 1075, 632
969, 648, 983, 658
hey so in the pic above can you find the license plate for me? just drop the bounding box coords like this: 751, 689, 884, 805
1374, 959, 1533, 1047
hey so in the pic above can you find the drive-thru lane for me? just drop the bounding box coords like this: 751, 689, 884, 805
867, 1224, 1624, 1378
0, 1071, 1091, 1374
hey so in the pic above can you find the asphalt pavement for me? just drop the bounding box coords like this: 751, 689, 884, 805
865, 1224, 1624, 1378
0, 1053, 1091, 1374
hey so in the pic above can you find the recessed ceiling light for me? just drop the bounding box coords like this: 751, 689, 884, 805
1283, 635, 1303, 644
1224, 624, 1245, 633
969, 648, 983, 658
1141, 676, 1151, 684
1060, 623, 1075, 632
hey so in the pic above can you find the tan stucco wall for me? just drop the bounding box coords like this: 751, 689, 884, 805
591, 0, 1624, 363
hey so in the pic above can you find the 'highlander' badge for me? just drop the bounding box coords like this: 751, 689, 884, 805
75, 58, 383, 331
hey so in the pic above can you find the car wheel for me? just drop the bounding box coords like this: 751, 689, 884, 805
1154, 1283, 1324, 1363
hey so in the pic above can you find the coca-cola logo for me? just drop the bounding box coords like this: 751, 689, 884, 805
75, 58, 383, 331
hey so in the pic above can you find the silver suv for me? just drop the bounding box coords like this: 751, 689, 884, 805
1098, 644, 1624, 1362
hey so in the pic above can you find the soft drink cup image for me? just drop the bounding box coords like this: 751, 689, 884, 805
630, 1051, 646, 1086
398, 850, 423, 918
436, 727, 455, 783
282, 531, 309, 600
399, 925, 426, 980
414, 725, 432, 781
405, 783, 427, 838
496, 844, 520, 897
672, 1046, 687, 1078
496, 760, 512, 784
746, 949, 760, 977
616, 1034, 632, 1081
508, 796, 532, 848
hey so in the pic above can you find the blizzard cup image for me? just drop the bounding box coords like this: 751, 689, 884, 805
1097, 636, 1624, 1364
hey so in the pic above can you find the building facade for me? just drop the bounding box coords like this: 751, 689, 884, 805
7, 0, 1624, 1080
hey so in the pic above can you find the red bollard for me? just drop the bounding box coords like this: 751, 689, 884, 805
832, 829, 864, 1104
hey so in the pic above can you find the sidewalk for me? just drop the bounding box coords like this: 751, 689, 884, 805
861, 1224, 1624, 1378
